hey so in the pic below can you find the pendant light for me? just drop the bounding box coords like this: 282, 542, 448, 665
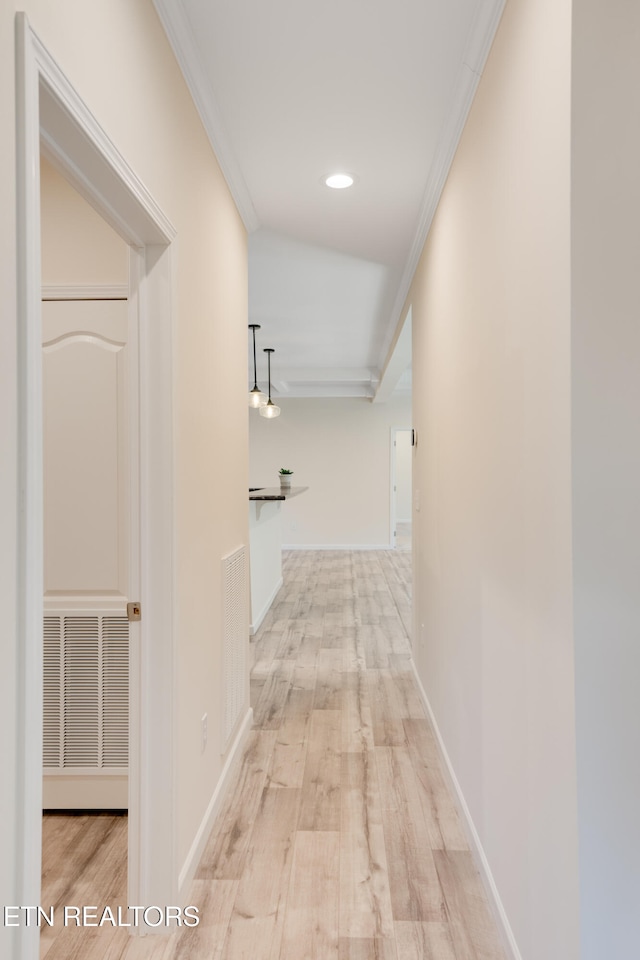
248, 324, 267, 408
259, 348, 281, 418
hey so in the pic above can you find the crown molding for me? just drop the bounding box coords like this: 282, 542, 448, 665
378, 0, 507, 368
152, 0, 259, 233
462, 0, 508, 75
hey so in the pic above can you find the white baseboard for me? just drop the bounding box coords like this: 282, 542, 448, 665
178, 706, 253, 897
42, 283, 128, 300
282, 544, 393, 551
43, 772, 127, 809
249, 577, 283, 635
409, 660, 522, 960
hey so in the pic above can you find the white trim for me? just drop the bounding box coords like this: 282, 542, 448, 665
15, 16, 177, 956
132, 240, 177, 911
42, 284, 128, 300
36, 35, 176, 247
43, 768, 128, 777
43, 773, 128, 811
282, 544, 393, 551
178, 707, 253, 896
409, 659, 523, 960
151, 0, 259, 233
377, 0, 507, 370
14, 19, 44, 959
124, 246, 144, 912
249, 576, 283, 636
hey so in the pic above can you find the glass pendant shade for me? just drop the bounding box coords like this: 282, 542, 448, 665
248, 324, 267, 407
259, 399, 281, 419
249, 385, 267, 408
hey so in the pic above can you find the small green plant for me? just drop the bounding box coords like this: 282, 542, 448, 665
279, 467, 293, 475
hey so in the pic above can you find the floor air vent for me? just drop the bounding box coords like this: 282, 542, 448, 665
222, 546, 247, 751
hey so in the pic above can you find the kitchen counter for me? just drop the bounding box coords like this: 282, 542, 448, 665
249, 485, 308, 501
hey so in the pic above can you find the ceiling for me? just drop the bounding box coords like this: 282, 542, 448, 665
152, 0, 505, 399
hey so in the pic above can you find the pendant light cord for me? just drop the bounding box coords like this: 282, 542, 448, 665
252, 325, 259, 389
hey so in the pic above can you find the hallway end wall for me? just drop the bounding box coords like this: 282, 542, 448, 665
249, 395, 412, 547
408, 0, 578, 957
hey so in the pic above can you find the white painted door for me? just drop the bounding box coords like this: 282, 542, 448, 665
42, 298, 130, 808
394, 430, 413, 523
391, 428, 413, 548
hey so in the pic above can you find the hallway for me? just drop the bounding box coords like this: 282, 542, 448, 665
41, 549, 506, 960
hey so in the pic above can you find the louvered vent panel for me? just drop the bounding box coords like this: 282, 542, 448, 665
43, 618, 63, 767
102, 618, 129, 767
64, 618, 100, 767
43, 614, 128, 770
222, 546, 247, 750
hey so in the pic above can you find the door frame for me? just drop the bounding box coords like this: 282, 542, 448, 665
15, 15, 177, 957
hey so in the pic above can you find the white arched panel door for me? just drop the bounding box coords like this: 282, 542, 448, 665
42, 298, 130, 809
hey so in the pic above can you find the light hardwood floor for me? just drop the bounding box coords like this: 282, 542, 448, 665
40, 549, 506, 960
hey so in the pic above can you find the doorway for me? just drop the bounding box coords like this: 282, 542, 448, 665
41, 158, 132, 816
391, 427, 413, 551
16, 16, 176, 958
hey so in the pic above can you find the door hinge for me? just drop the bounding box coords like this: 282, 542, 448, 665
127, 601, 142, 622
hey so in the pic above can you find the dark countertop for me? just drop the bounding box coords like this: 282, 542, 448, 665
249, 485, 308, 501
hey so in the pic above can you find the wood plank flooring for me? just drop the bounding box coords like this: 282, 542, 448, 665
40, 549, 506, 960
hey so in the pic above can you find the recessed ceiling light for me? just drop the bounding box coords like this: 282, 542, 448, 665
324, 173, 355, 189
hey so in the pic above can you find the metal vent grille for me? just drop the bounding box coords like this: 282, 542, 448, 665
222, 546, 247, 750
102, 618, 129, 767
43, 615, 129, 769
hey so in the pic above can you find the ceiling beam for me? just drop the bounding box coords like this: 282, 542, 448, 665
373, 310, 412, 404
271, 367, 376, 385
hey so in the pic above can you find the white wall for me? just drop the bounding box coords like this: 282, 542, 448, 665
40, 157, 128, 287
407, 0, 579, 957
249, 395, 412, 547
1, 0, 248, 930
571, 2, 640, 956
